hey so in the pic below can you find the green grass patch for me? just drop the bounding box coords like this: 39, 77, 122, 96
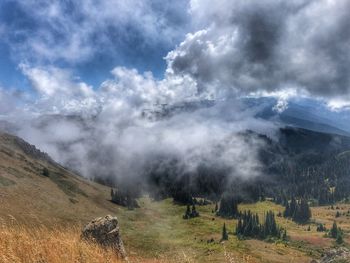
113, 198, 322, 262
117, 198, 252, 261
49, 172, 87, 198
0, 175, 16, 186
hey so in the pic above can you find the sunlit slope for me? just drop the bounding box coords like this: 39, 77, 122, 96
0, 131, 118, 225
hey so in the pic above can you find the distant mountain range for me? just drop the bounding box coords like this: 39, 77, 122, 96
152, 97, 350, 137
251, 97, 350, 137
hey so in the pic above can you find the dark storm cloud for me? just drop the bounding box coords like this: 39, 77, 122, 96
239, 10, 283, 63
168, 0, 350, 102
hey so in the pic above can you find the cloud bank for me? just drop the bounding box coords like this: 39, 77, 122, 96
1, 0, 350, 185
168, 0, 350, 104
12, 65, 273, 183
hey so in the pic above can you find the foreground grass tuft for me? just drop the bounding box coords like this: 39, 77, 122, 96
0, 223, 122, 263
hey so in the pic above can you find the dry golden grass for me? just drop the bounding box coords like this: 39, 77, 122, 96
0, 222, 260, 263
0, 223, 122, 263
0, 222, 204, 263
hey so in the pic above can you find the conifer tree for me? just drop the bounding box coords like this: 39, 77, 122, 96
328, 221, 343, 244
284, 198, 311, 224
110, 188, 114, 200
110, 187, 139, 209
42, 167, 50, 177
222, 223, 228, 240
316, 224, 326, 232
235, 210, 284, 240
290, 197, 297, 218
183, 205, 191, 219
191, 204, 199, 217
328, 221, 343, 243
236, 218, 243, 236
283, 202, 290, 217
282, 229, 287, 241
330, 221, 338, 238
336, 232, 343, 244
217, 193, 239, 218
183, 204, 199, 219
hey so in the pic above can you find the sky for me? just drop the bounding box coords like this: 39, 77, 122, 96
0, 0, 350, 181
1, 0, 349, 110
0, 0, 190, 88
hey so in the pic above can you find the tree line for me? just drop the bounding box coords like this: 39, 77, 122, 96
283, 197, 311, 224
235, 210, 287, 240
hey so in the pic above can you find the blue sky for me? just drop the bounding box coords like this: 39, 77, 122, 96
0, 0, 190, 89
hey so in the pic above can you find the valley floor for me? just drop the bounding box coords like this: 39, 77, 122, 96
2, 198, 350, 262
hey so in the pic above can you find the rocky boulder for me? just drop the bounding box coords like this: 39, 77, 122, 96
311, 247, 350, 263
82, 215, 126, 258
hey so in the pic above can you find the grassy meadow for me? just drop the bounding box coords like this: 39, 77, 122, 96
1, 132, 349, 262
4, 197, 349, 262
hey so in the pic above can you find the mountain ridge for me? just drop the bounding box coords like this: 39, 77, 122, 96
0, 130, 118, 226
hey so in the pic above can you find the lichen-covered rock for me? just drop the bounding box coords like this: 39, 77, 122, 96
311, 247, 350, 263
82, 215, 126, 258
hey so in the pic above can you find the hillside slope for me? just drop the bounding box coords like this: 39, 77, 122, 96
0, 131, 118, 226
0, 131, 312, 263
2, 131, 350, 263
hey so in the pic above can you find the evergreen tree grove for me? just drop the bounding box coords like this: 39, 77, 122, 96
235, 210, 286, 240
183, 204, 199, 219
283, 197, 311, 224
110, 188, 139, 209
216, 193, 239, 218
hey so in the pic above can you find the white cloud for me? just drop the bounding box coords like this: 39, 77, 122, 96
19, 64, 94, 97
6, 62, 274, 182
327, 97, 350, 112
